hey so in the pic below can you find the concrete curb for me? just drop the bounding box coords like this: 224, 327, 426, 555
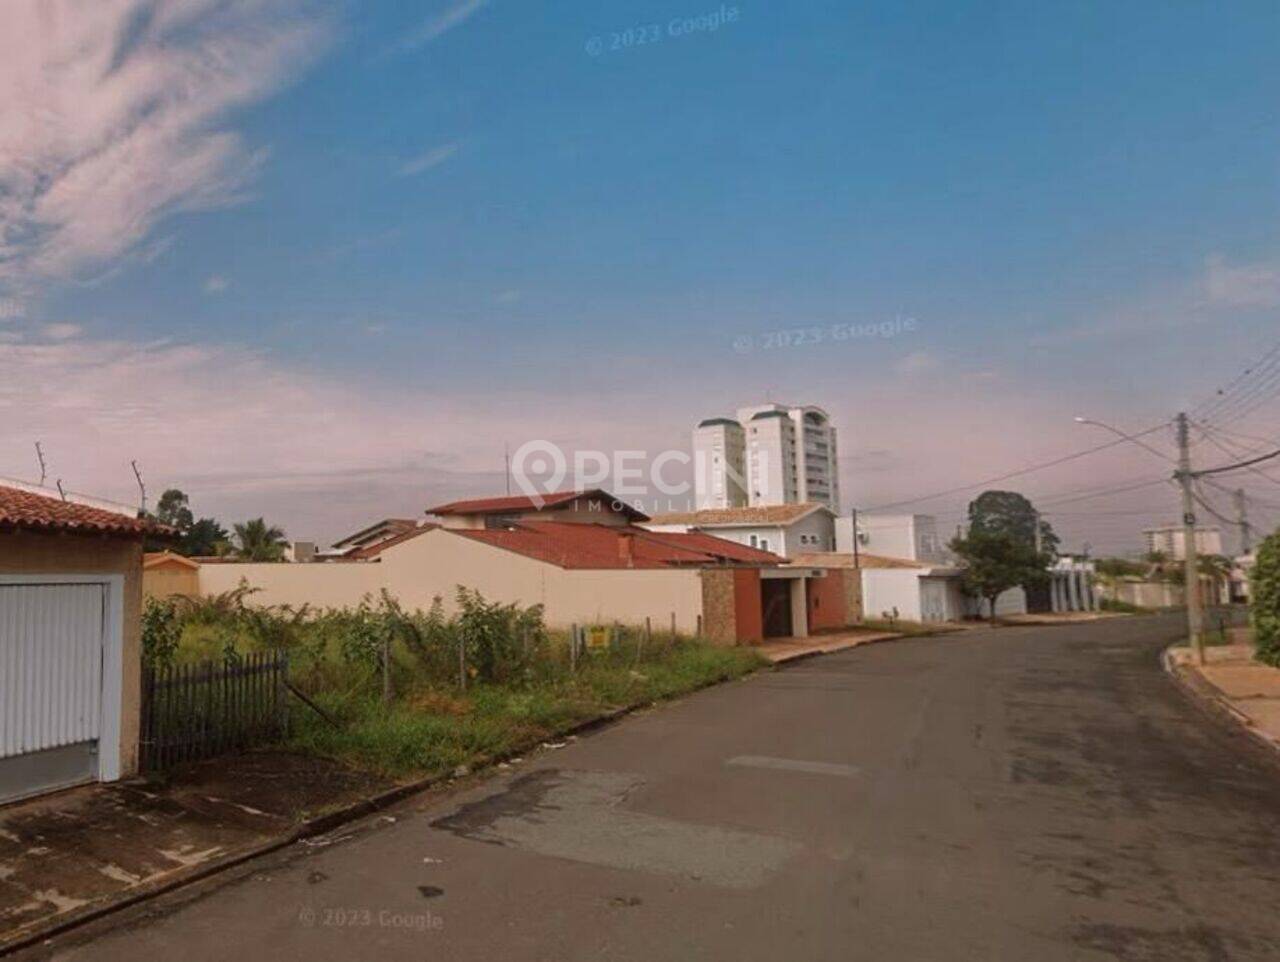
0, 672, 742, 957
1160, 645, 1280, 756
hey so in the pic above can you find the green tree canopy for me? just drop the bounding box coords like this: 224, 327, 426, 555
950, 528, 1048, 622
233, 518, 289, 562
967, 490, 1060, 558
145, 488, 229, 557
184, 517, 231, 557
1251, 531, 1280, 666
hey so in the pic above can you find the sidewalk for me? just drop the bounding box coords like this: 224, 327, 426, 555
0, 752, 390, 952
758, 628, 905, 664
1166, 635, 1280, 751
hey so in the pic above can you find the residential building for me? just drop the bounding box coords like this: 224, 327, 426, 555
645, 502, 836, 558
692, 418, 748, 509
835, 513, 949, 563
791, 551, 1027, 623
693, 403, 841, 512
196, 491, 862, 644
1142, 525, 1223, 560
1, 483, 167, 804
735, 403, 840, 511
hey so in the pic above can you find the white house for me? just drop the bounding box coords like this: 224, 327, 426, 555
645, 503, 837, 558
835, 513, 950, 564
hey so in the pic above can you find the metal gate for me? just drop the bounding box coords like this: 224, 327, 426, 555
0, 583, 106, 803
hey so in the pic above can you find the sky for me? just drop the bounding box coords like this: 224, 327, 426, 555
2, 0, 1279, 554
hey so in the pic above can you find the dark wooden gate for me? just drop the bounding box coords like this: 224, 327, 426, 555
140, 652, 289, 772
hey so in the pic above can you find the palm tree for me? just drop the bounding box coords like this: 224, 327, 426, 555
233, 518, 288, 562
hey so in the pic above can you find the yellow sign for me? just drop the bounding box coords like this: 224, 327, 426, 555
585, 626, 611, 650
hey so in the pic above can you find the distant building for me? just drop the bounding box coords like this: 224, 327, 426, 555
1142, 525, 1223, 560
692, 418, 748, 509
692, 403, 840, 512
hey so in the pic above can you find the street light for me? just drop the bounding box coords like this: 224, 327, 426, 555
1075, 415, 1204, 662
1073, 417, 1176, 464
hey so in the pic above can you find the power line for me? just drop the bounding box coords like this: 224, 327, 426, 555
1193, 446, 1280, 478
1194, 336, 1280, 424
861, 423, 1171, 513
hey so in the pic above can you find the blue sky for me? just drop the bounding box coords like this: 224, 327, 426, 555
2, 0, 1279, 551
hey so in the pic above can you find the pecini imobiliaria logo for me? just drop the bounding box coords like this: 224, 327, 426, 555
509, 440, 763, 512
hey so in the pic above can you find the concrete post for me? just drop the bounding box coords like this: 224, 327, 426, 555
789, 578, 809, 638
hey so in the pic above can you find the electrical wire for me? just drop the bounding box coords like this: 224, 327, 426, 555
860, 423, 1172, 513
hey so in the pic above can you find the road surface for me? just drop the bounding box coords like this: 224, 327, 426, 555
22, 615, 1280, 961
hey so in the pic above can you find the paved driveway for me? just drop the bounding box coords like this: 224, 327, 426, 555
22, 614, 1280, 961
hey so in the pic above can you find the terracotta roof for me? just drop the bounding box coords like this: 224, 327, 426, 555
0, 483, 166, 538
346, 522, 439, 559
647, 502, 832, 527
143, 551, 200, 570
449, 521, 783, 570
789, 551, 926, 569
426, 489, 650, 522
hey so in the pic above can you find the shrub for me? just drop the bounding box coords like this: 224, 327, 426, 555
1252, 531, 1280, 666
140, 597, 182, 669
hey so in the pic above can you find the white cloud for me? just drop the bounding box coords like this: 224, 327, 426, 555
0, 298, 24, 321
394, 0, 488, 53
397, 142, 459, 177
203, 275, 230, 294
0, 1, 332, 292
41, 322, 82, 341
495, 289, 522, 304
1205, 254, 1280, 308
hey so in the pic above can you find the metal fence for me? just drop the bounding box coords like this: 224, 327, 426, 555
140, 652, 289, 772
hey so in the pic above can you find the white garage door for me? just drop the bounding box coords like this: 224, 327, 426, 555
0, 583, 106, 803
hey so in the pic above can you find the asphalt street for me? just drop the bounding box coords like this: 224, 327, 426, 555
21, 614, 1280, 962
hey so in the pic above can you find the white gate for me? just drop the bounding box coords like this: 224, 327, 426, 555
0, 583, 107, 802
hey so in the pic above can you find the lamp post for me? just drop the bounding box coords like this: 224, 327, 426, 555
1075, 415, 1203, 663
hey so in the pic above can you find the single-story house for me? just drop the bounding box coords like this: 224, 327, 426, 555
1, 482, 166, 804
142, 550, 200, 600
644, 502, 837, 556
196, 490, 860, 644
791, 551, 1028, 623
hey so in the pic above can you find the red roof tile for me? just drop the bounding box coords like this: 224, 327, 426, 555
345, 523, 439, 559
0, 484, 166, 538
426, 489, 650, 522
449, 521, 782, 570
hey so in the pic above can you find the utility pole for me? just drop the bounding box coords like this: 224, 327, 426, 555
1175, 413, 1205, 664
1033, 510, 1042, 555
1235, 488, 1252, 555
850, 507, 860, 568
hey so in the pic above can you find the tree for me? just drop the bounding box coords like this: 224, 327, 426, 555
950, 528, 1047, 623
233, 518, 289, 562
1251, 531, 1280, 666
154, 489, 194, 531
968, 490, 1060, 558
184, 517, 231, 557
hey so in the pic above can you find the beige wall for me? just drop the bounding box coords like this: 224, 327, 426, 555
197, 529, 707, 631
143, 562, 199, 600
0, 531, 144, 777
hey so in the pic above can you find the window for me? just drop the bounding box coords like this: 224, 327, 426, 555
749, 535, 758, 547
760, 539, 770, 551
